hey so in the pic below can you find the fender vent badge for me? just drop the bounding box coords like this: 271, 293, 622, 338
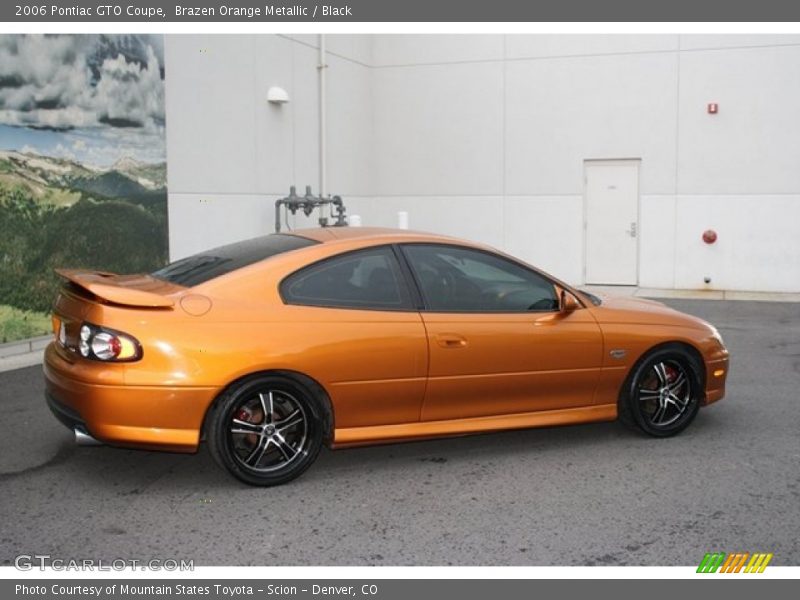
610, 349, 627, 359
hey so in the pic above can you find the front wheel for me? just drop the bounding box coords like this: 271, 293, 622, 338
619, 347, 703, 437
208, 375, 325, 486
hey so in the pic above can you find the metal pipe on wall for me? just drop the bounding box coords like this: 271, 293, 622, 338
318, 34, 328, 221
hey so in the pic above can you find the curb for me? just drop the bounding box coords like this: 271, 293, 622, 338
0, 335, 51, 359
636, 288, 800, 303
581, 285, 800, 303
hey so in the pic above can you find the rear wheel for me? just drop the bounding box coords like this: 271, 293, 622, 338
619, 347, 702, 437
208, 375, 324, 486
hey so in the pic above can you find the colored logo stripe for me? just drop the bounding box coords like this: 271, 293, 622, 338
745, 553, 773, 573
697, 553, 726, 573
720, 553, 748, 573
697, 552, 773, 573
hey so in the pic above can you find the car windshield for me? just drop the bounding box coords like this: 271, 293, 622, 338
152, 233, 318, 287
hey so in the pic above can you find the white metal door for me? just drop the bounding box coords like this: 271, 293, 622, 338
584, 160, 640, 285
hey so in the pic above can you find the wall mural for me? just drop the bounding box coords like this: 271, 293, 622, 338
0, 34, 167, 342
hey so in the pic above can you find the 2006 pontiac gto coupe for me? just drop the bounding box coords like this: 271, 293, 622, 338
44, 227, 729, 485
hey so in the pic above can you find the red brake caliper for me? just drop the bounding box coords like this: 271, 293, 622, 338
236, 408, 259, 445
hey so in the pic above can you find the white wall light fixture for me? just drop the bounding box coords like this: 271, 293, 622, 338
267, 86, 290, 105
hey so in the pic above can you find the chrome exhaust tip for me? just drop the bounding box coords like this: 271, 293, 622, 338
74, 427, 102, 446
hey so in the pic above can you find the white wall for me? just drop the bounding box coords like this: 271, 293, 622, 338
165, 34, 371, 259
166, 34, 800, 292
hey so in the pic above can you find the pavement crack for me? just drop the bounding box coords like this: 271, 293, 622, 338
0, 441, 76, 482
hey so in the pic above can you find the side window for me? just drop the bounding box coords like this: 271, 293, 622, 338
281, 246, 413, 310
403, 244, 559, 312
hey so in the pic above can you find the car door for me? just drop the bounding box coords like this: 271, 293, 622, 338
280, 245, 428, 429
400, 243, 604, 422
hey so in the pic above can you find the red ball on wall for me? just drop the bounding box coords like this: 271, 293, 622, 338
702, 229, 718, 244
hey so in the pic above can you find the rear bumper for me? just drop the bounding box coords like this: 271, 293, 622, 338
703, 356, 729, 406
45, 393, 102, 445
46, 389, 86, 431
43, 343, 218, 452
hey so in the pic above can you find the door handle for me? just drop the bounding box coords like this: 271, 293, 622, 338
627, 222, 637, 238
435, 334, 467, 348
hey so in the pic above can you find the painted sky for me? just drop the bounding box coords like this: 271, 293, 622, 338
0, 34, 165, 167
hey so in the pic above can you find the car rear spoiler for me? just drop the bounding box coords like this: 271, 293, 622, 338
55, 269, 175, 308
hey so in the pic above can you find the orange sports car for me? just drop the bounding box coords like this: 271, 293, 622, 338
44, 227, 729, 486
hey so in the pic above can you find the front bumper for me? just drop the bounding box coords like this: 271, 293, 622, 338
43, 343, 218, 452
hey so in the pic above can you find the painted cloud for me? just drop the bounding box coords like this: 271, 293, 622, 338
0, 34, 164, 132
0, 34, 165, 166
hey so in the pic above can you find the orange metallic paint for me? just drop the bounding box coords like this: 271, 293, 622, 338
420, 308, 604, 421
334, 403, 619, 446
43, 227, 728, 452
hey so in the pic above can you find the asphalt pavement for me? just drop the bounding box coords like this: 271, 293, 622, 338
0, 299, 798, 566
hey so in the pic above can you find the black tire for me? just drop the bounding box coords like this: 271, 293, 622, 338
619, 345, 703, 438
207, 375, 325, 486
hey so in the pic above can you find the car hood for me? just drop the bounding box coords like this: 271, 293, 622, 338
584, 293, 712, 332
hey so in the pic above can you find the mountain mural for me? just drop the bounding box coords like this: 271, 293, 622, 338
0, 34, 167, 342
0, 151, 168, 322
0, 150, 166, 203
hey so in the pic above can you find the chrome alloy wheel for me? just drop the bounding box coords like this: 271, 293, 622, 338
636, 360, 693, 428
228, 390, 308, 472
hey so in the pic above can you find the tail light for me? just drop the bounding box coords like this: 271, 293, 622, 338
77, 323, 142, 362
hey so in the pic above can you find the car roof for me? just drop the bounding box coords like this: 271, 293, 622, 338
288, 226, 463, 245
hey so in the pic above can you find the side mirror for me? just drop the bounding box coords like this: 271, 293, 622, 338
560, 290, 580, 313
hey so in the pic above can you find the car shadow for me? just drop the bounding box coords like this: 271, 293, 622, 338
3, 400, 731, 495
26, 418, 648, 490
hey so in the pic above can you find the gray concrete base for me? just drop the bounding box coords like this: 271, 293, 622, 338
0, 334, 50, 358
0, 349, 45, 373
583, 285, 800, 303
0, 335, 50, 373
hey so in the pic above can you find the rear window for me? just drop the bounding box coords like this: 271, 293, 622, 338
152, 234, 318, 287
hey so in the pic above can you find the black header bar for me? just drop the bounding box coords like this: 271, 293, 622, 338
4, 0, 800, 23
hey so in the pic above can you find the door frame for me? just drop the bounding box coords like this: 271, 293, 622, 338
582, 158, 642, 286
